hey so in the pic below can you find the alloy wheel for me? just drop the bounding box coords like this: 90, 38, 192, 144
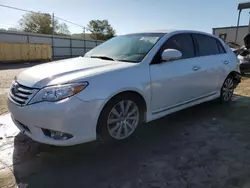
107, 100, 139, 140
222, 77, 234, 101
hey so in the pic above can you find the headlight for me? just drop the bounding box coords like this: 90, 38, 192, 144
29, 82, 88, 104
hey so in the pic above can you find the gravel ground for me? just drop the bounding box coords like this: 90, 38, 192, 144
1, 63, 250, 187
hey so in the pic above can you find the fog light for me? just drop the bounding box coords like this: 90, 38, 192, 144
42, 129, 73, 140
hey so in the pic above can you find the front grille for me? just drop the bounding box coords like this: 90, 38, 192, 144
9, 82, 39, 106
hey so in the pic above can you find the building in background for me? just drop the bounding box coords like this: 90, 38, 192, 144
213, 25, 249, 46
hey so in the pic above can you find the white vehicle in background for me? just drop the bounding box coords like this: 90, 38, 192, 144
230, 34, 250, 75
8, 30, 241, 146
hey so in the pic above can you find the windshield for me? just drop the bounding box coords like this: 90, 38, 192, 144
85, 33, 165, 63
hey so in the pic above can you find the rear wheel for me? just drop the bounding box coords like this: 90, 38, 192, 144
97, 94, 143, 143
220, 76, 234, 102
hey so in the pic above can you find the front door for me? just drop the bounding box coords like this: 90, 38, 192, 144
150, 34, 204, 113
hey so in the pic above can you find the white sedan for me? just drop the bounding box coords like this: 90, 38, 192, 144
8, 30, 241, 146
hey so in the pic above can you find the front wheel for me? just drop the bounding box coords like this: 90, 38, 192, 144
97, 95, 143, 143
220, 76, 235, 102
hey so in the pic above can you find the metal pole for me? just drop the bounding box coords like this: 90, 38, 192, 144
83, 27, 86, 41
52, 13, 55, 59
27, 33, 30, 43
52, 13, 55, 36
248, 12, 250, 33
235, 10, 242, 43
70, 37, 72, 58
83, 27, 86, 54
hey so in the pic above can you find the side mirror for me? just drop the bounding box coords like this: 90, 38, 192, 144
161, 49, 182, 62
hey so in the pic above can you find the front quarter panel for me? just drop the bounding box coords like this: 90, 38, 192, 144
75, 63, 150, 108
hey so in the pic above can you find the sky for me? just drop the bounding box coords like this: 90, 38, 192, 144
0, 0, 249, 35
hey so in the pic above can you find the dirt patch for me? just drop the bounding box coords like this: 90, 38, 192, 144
0, 94, 8, 115
0, 63, 42, 115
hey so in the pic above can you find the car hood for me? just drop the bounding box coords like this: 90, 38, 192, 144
16, 57, 135, 88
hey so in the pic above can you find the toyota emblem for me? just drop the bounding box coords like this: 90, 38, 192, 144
12, 83, 19, 94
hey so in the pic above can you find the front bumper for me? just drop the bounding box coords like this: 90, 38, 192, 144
8, 95, 104, 146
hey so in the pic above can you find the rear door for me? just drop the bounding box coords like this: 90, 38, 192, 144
192, 34, 229, 95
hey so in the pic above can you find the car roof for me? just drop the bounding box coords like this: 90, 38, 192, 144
130, 29, 216, 38
138, 29, 177, 34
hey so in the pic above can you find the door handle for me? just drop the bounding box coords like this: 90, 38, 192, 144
192, 66, 200, 71
223, 60, 229, 65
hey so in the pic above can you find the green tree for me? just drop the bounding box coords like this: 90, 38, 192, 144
56, 23, 70, 36
19, 12, 70, 36
87, 19, 116, 40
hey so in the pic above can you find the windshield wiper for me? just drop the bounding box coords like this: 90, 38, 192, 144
116, 59, 138, 63
90, 56, 138, 63
90, 56, 115, 61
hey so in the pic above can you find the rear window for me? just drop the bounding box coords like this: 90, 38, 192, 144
194, 34, 221, 56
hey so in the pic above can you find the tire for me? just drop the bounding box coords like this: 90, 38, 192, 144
97, 94, 144, 143
220, 76, 235, 103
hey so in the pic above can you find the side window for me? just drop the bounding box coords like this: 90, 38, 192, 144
195, 34, 220, 56
217, 40, 226, 54
163, 34, 195, 59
